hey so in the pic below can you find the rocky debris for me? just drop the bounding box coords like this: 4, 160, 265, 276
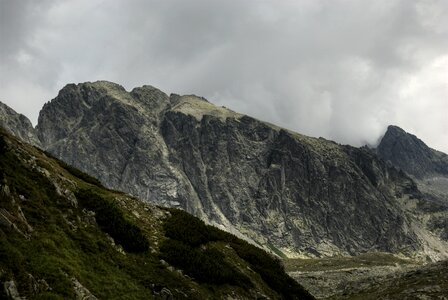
0, 102, 41, 147
341, 260, 448, 300
25, 273, 51, 295
81, 209, 96, 226
106, 235, 126, 255
3, 280, 25, 300
289, 264, 418, 299
151, 284, 174, 300
71, 277, 98, 300
160, 287, 174, 300
0, 208, 31, 240
288, 257, 448, 300
16, 206, 33, 233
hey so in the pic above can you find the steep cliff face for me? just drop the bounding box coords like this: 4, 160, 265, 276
32, 81, 448, 259
0, 102, 41, 147
161, 107, 421, 257
37, 82, 191, 209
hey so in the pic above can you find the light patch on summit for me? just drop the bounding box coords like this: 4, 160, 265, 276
172, 95, 242, 121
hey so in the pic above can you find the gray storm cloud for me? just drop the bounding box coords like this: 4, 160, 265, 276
1, 0, 447, 152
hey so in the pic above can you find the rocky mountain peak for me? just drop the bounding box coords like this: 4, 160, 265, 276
377, 125, 448, 179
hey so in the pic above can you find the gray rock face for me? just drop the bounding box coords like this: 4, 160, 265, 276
377, 125, 448, 179
37, 82, 188, 208
34, 81, 446, 258
161, 110, 421, 256
2, 81, 446, 259
0, 102, 41, 147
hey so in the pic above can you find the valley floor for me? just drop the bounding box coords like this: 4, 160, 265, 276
285, 253, 448, 299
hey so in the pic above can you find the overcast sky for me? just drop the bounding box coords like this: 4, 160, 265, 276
1, 0, 447, 152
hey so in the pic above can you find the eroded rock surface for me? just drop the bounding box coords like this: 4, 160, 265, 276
0, 102, 41, 147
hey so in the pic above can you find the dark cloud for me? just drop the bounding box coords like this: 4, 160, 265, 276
1, 0, 447, 152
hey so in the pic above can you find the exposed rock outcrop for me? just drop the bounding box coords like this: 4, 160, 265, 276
0, 102, 41, 147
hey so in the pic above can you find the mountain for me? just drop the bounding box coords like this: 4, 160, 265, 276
0, 102, 41, 147
377, 125, 448, 179
0, 128, 314, 299
375, 125, 448, 245
377, 125, 448, 202
1, 81, 447, 261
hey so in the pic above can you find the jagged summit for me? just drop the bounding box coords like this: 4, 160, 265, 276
377, 125, 448, 179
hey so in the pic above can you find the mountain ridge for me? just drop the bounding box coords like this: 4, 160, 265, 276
1, 81, 447, 261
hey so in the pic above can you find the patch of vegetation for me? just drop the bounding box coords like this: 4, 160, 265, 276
0, 135, 7, 154
75, 188, 149, 253
162, 209, 314, 299
160, 239, 250, 286
232, 241, 311, 299
161, 210, 251, 286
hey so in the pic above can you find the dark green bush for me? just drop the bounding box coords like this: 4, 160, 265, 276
0, 136, 7, 154
162, 209, 314, 299
75, 188, 149, 253
163, 210, 213, 246
231, 241, 313, 299
160, 239, 250, 286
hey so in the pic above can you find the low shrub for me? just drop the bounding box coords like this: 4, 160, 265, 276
75, 188, 149, 253
162, 209, 314, 299
0, 136, 6, 154
160, 239, 250, 286
163, 209, 213, 246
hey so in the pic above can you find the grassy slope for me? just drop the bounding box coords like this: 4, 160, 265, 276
0, 129, 314, 300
